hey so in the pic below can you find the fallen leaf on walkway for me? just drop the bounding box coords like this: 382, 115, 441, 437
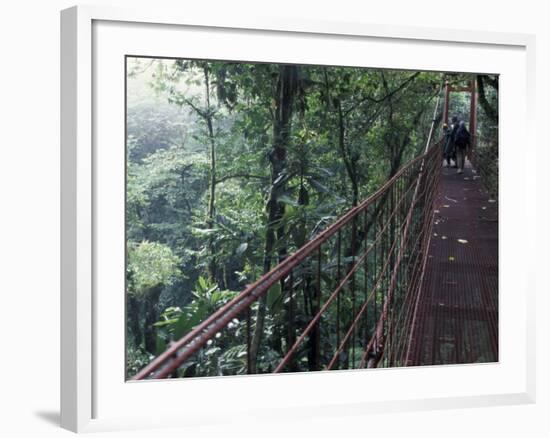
448, 256, 455, 262
457, 239, 468, 244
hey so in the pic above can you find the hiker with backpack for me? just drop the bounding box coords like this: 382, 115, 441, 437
454, 120, 471, 174
447, 116, 461, 168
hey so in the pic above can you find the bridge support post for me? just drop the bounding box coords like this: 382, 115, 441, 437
443, 80, 450, 125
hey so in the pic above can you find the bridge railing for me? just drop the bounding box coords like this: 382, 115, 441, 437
470, 133, 498, 198
132, 141, 442, 380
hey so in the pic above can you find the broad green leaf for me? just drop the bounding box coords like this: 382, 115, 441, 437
156, 336, 167, 355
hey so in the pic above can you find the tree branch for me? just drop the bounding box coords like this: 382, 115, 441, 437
477, 75, 498, 123
343, 72, 420, 117
216, 173, 268, 184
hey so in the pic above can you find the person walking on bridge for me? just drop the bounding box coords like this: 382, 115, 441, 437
448, 116, 461, 168
454, 120, 471, 174
442, 123, 454, 167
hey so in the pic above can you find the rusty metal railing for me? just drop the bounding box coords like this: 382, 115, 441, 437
470, 133, 498, 198
131, 136, 442, 379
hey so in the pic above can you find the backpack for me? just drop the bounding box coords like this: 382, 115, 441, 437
454, 125, 470, 148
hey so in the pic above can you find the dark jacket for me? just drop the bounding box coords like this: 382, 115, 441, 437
443, 126, 454, 157
454, 124, 471, 149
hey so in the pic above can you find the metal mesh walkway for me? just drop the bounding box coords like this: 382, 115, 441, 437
406, 161, 498, 366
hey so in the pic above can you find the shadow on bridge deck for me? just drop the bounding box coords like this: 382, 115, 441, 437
407, 160, 498, 366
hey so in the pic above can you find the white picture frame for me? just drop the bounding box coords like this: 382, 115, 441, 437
60, 4, 536, 433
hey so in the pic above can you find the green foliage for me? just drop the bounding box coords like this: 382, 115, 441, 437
127, 241, 181, 295
153, 276, 243, 375
154, 276, 238, 338
126, 342, 153, 378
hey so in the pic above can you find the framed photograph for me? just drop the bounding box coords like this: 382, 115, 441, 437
61, 5, 536, 433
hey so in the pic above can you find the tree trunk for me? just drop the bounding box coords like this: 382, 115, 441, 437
249, 65, 298, 373
127, 294, 142, 346
336, 100, 359, 207
204, 68, 218, 283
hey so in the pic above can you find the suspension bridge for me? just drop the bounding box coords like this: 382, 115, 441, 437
132, 80, 498, 380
